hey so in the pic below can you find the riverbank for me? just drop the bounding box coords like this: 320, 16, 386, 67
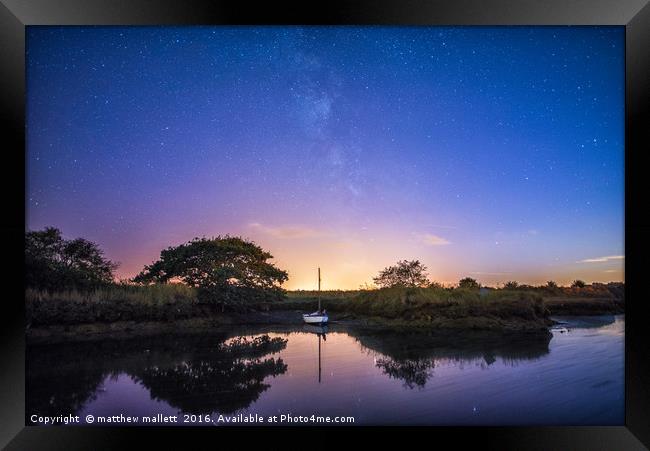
26, 311, 301, 344
26, 310, 557, 345
543, 296, 624, 315
25, 284, 623, 342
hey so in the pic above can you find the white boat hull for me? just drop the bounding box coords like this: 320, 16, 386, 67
303, 313, 328, 324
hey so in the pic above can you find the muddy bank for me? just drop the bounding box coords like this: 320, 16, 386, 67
27, 295, 624, 344
544, 297, 624, 315
27, 309, 554, 344
26, 310, 306, 344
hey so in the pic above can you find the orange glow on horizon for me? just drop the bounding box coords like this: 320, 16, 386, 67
112, 225, 624, 290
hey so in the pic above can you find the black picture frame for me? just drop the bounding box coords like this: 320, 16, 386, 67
2, 0, 649, 449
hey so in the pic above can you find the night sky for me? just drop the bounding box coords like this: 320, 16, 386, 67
26, 26, 624, 289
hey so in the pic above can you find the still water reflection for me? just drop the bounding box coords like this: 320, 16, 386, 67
27, 315, 624, 425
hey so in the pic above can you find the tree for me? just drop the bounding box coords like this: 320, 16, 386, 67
503, 281, 520, 290
458, 277, 480, 289
26, 227, 118, 291
372, 260, 429, 288
133, 236, 288, 309
571, 279, 586, 288
546, 280, 558, 289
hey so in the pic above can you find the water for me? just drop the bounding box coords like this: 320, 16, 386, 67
27, 315, 624, 426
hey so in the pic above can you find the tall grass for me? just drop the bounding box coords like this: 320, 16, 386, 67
26, 284, 199, 326
26, 283, 197, 305
285, 290, 361, 299
342, 287, 548, 321
280, 286, 550, 329
28, 281, 616, 328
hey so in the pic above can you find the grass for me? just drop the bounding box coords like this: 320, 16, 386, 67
26, 282, 623, 329
26, 284, 199, 326
270, 286, 552, 330
543, 296, 625, 315
27, 283, 197, 305
286, 289, 361, 299
262, 290, 359, 312
355, 287, 548, 329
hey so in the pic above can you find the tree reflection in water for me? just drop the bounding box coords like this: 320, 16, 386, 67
132, 335, 287, 414
351, 329, 552, 389
27, 333, 287, 419
375, 358, 434, 389
27, 327, 554, 420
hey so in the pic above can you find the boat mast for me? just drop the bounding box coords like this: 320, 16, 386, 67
318, 267, 321, 312
318, 333, 322, 383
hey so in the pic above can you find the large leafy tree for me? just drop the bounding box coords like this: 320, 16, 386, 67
26, 227, 118, 291
373, 260, 429, 288
133, 236, 289, 308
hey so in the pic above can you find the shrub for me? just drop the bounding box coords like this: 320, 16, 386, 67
458, 277, 480, 289
571, 280, 586, 288
503, 281, 520, 290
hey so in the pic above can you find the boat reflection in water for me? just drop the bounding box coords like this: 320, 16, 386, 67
303, 324, 328, 383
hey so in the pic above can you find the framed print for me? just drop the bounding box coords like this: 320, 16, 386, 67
2, 0, 649, 449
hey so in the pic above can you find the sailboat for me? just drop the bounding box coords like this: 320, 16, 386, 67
302, 267, 329, 324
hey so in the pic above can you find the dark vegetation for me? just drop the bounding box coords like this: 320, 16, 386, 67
132, 235, 288, 309
458, 277, 480, 289
26, 228, 289, 326
26, 284, 199, 326
26, 227, 117, 291
283, 281, 625, 321
25, 229, 625, 332
280, 287, 552, 331
372, 260, 429, 288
